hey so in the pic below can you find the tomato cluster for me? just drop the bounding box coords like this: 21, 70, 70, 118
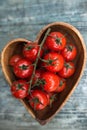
9, 31, 77, 110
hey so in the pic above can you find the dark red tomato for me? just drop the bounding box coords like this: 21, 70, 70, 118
42, 52, 64, 72
62, 43, 77, 61
41, 71, 60, 92
34, 69, 42, 80
11, 80, 29, 99
45, 32, 66, 51
58, 62, 75, 78
27, 90, 49, 110
32, 69, 42, 85
9, 54, 22, 66
14, 59, 33, 78
23, 42, 43, 62
55, 78, 66, 92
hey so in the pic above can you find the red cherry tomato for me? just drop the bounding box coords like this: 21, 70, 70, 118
34, 69, 42, 80
32, 69, 43, 85
62, 43, 77, 61
55, 78, 66, 92
42, 52, 64, 72
41, 71, 60, 92
13, 59, 33, 78
27, 90, 49, 110
23, 42, 43, 62
58, 62, 75, 78
45, 32, 66, 51
9, 54, 22, 66
11, 80, 29, 99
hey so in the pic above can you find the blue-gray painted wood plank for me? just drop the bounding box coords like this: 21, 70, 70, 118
0, 0, 87, 130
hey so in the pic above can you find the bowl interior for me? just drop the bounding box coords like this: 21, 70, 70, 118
1, 23, 86, 125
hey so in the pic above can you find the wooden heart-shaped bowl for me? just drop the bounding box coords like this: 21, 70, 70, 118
1, 22, 86, 125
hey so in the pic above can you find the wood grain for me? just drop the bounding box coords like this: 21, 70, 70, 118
0, 0, 87, 129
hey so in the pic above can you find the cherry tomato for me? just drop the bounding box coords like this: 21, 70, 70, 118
55, 78, 66, 92
14, 59, 33, 78
9, 54, 22, 66
41, 71, 60, 92
34, 69, 42, 81
62, 43, 77, 61
32, 69, 42, 86
23, 42, 43, 62
42, 52, 64, 72
58, 62, 75, 78
27, 90, 49, 110
11, 80, 29, 99
45, 32, 66, 51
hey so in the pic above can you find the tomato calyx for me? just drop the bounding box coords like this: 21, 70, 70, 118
25, 45, 34, 51
16, 83, 25, 90
59, 80, 65, 87
66, 45, 73, 52
64, 62, 73, 71
29, 97, 43, 110
40, 57, 58, 66
49, 94, 57, 107
24, 42, 38, 51
55, 37, 62, 45
19, 65, 29, 70
30, 97, 43, 105
47, 58, 58, 65
32, 79, 46, 88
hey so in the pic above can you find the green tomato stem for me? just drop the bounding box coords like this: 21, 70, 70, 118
28, 28, 51, 93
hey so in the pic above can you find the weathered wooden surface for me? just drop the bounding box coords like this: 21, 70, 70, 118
0, 0, 87, 130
